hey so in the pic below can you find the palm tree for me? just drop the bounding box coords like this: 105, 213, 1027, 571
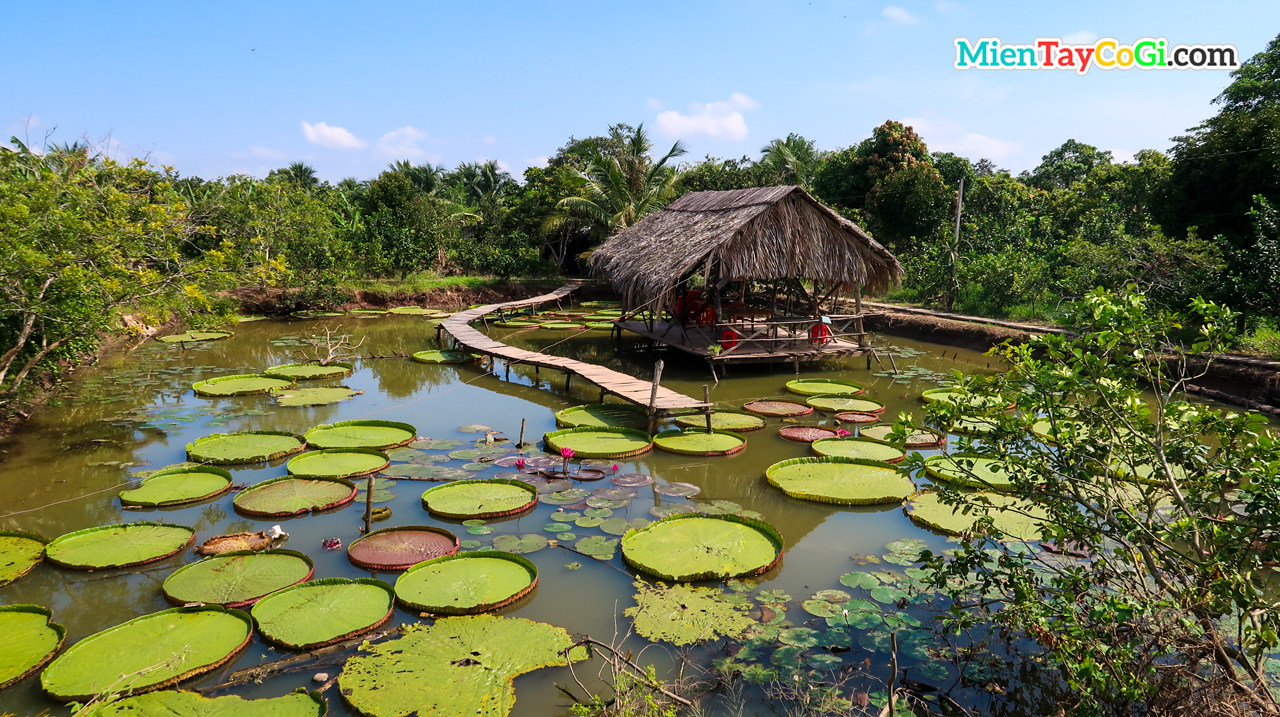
549, 123, 686, 239
449, 160, 515, 205
758, 133, 826, 189
275, 161, 320, 190
389, 160, 445, 195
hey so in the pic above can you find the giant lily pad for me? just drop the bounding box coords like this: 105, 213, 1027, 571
192, 374, 294, 397
157, 331, 233, 344
493, 320, 538, 328
264, 362, 354, 380
412, 350, 469, 364
922, 387, 1012, 410
554, 404, 647, 429
391, 306, 448, 316
653, 428, 747, 456
620, 514, 783, 582
0, 531, 47, 586
338, 614, 585, 717
252, 578, 395, 650
305, 420, 417, 450
766, 457, 915, 505
624, 581, 753, 646
286, 448, 389, 479
784, 379, 864, 396
421, 479, 537, 519
186, 431, 306, 465
542, 427, 653, 459
810, 437, 905, 463
161, 550, 314, 607
0, 605, 64, 689
674, 410, 766, 432
348, 526, 460, 571
46, 523, 195, 570
861, 424, 946, 448
383, 464, 470, 481
778, 426, 838, 443
233, 477, 357, 517
271, 385, 358, 407
806, 395, 886, 414
119, 467, 233, 507
925, 454, 1015, 490
742, 399, 812, 418
652, 482, 701, 497
394, 551, 537, 614
40, 606, 253, 701
906, 491, 1048, 540
92, 690, 326, 716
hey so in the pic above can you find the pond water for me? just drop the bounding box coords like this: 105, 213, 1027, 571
0, 311, 1249, 716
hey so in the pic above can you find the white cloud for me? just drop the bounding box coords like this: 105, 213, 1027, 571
882, 6, 918, 25
301, 121, 367, 149
901, 115, 1020, 161
375, 126, 440, 162
1109, 148, 1136, 164
935, 1, 961, 12
1063, 30, 1099, 45
654, 93, 760, 141
481, 135, 497, 144
645, 97, 664, 110
249, 145, 287, 160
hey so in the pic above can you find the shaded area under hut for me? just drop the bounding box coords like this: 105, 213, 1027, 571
591, 186, 904, 375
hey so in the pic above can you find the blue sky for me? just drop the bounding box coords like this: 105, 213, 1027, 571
4, 1, 1277, 181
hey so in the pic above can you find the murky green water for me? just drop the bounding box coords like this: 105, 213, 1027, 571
0, 311, 1250, 716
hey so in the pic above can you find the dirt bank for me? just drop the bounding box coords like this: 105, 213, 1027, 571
227, 280, 618, 315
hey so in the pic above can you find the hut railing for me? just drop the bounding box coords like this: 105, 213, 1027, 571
709, 314, 867, 355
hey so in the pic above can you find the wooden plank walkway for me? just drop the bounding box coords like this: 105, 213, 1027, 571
439, 284, 708, 412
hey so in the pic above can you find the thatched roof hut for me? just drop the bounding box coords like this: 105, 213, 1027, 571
590, 185, 903, 312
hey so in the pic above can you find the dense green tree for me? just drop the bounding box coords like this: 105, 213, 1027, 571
811, 120, 931, 210
1028, 139, 1113, 190
268, 161, 321, 190
674, 155, 770, 194
930, 151, 975, 188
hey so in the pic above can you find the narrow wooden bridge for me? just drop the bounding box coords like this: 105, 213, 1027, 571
438, 284, 709, 415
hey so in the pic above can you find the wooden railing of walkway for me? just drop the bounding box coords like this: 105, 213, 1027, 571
438, 283, 710, 418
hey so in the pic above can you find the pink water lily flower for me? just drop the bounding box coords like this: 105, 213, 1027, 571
560, 447, 575, 459
515, 458, 526, 469
836, 428, 852, 437
611, 464, 619, 472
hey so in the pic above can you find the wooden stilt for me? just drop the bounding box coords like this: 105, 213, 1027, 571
647, 360, 665, 436
363, 473, 375, 535
703, 385, 712, 433
518, 418, 526, 448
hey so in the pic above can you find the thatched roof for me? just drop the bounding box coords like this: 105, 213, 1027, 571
590, 185, 903, 310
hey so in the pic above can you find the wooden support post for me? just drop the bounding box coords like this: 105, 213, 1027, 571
565, 372, 571, 393
867, 353, 872, 370
647, 360, 665, 436
504, 361, 510, 381
600, 388, 606, 403
708, 360, 719, 385
703, 385, 712, 433
871, 349, 886, 371
363, 473, 375, 535
518, 418, 526, 448
887, 351, 900, 374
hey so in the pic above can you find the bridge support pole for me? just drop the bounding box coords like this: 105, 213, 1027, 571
647, 360, 665, 436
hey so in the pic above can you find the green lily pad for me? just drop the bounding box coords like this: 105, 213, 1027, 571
625, 581, 754, 646
906, 491, 1048, 540
421, 479, 537, 519
339, 614, 586, 717
492, 534, 549, 554
810, 437, 905, 463
674, 410, 766, 432
394, 551, 538, 614
742, 399, 813, 417
157, 331, 233, 344
653, 429, 747, 456
860, 424, 946, 448
575, 535, 619, 560
839, 572, 880, 590
467, 526, 494, 535
925, 454, 1016, 491
186, 431, 306, 465
805, 395, 886, 413
264, 362, 353, 380
921, 387, 1011, 409
586, 497, 631, 509
600, 517, 650, 536
541, 488, 590, 505
584, 507, 613, 518
286, 448, 389, 478
347, 526, 459, 571
119, 467, 233, 507
390, 306, 448, 316
785, 378, 864, 396
161, 550, 314, 607
766, 457, 915, 505
542, 427, 652, 459
92, 690, 326, 716
192, 374, 294, 397
493, 320, 539, 328
554, 404, 648, 429
412, 350, 469, 364
305, 420, 416, 450
233, 477, 357, 517
46, 523, 194, 570
574, 516, 603, 528
252, 577, 395, 650
383, 464, 470, 481
457, 424, 492, 433
271, 385, 358, 407
620, 514, 783, 582
40, 606, 253, 701
0, 605, 64, 690
652, 482, 701, 497
0, 531, 47, 586
779, 627, 820, 648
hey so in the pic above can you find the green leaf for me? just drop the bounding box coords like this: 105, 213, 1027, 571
394, 552, 537, 614
304, 420, 415, 450
0, 605, 63, 690
839, 572, 880, 590
252, 578, 394, 650
624, 582, 754, 646
620, 515, 782, 581
162, 550, 313, 607
46, 523, 194, 570
233, 477, 355, 517
491, 534, 549, 554
0, 532, 46, 586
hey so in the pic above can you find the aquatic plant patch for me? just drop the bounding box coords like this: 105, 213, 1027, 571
805, 395, 886, 414
784, 379, 864, 396
347, 526, 460, 571
304, 420, 416, 450
252, 578, 395, 650
286, 448, 389, 478
233, 477, 357, 517
264, 362, 354, 380
625, 581, 754, 646
620, 514, 783, 582
653, 428, 747, 456
652, 482, 701, 497
906, 491, 1047, 540
0, 605, 64, 690
271, 385, 359, 407
924, 454, 1015, 490
191, 374, 294, 397
921, 388, 1013, 410
156, 331, 232, 344
40, 606, 253, 701
412, 350, 469, 364
766, 457, 915, 505
394, 551, 538, 614
92, 690, 326, 717
553, 404, 647, 429
118, 467, 233, 507
0, 531, 47, 586
810, 437, 905, 463
46, 523, 195, 570
161, 550, 314, 607
542, 427, 652, 459
186, 431, 306, 464
742, 399, 813, 418
835, 411, 880, 424
674, 410, 766, 432
421, 479, 537, 519
860, 424, 946, 448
